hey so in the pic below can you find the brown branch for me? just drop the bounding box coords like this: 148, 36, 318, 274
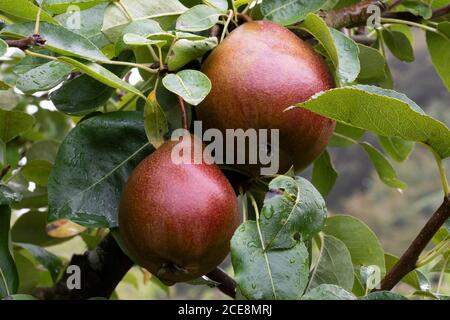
377, 196, 450, 291
206, 268, 237, 299
178, 95, 189, 131
33, 234, 133, 300
432, 4, 450, 19
4, 35, 45, 50
34, 233, 237, 300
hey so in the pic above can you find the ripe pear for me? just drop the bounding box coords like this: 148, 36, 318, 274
119, 134, 239, 283
197, 20, 335, 174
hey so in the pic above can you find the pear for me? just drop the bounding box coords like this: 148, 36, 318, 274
119, 134, 239, 283
197, 20, 335, 174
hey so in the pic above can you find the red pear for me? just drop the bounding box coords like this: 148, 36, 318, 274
197, 20, 335, 174
119, 134, 239, 283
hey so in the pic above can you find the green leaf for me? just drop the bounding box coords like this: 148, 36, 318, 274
260, 176, 327, 249
204, 0, 228, 11
122, 33, 167, 47
309, 235, 354, 291
378, 136, 415, 162
0, 185, 22, 205
102, 0, 188, 42
115, 19, 164, 55
176, 5, 223, 32
360, 142, 406, 189
48, 112, 154, 228
44, 0, 107, 15
261, 0, 328, 26
57, 57, 145, 100
302, 284, 355, 300
394, 1, 432, 19
0, 38, 7, 57
17, 244, 63, 283
50, 63, 128, 116
55, 2, 111, 48
329, 122, 365, 148
16, 61, 74, 94
296, 85, 450, 159
144, 91, 169, 149
14, 250, 40, 294
12, 211, 66, 247
27, 140, 60, 164
300, 14, 360, 85
162, 70, 211, 105
0, 0, 56, 23
312, 150, 338, 197
0, 205, 18, 298
426, 22, 450, 91
3, 23, 109, 62
231, 222, 310, 300
22, 160, 53, 186
361, 291, 408, 300
356, 44, 387, 83
168, 37, 217, 71
323, 215, 386, 277
382, 28, 415, 62
0, 109, 34, 143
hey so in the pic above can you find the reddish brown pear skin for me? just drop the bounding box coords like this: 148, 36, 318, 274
197, 20, 336, 174
119, 136, 239, 283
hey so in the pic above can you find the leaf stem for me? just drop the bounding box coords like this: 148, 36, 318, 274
248, 192, 277, 299
177, 95, 189, 131
427, 145, 450, 196
239, 186, 247, 223
114, 0, 133, 21
34, 5, 42, 35
437, 254, 450, 294
220, 10, 234, 43
380, 17, 439, 33
106, 60, 159, 74
24, 49, 57, 60
416, 239, 450, 267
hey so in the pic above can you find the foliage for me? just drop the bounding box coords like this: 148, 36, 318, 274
0, 0, 449, 301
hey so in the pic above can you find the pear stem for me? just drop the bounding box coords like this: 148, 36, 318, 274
177, 95, 189, 131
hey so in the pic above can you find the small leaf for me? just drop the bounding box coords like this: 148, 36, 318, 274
176, 5, 223, 32
296, 85, 450, 159
329, 122, 365, 148
382, 27, 415, 62
22, 160, 53, 186
260, 176, 327, 249
122, 33, 167, 47
323, 215, 386, 277
16, 243, 63, 282
394, 1, 432, 19
309, 235, 354, 291
231, 222, 309, 300
144, 91, 169, 149
115, 19, 164, 55
359, 142, 407, 189
302, 284, 356, 300
0, 0, 55, 23
356, 44, 387, 84
168, 37, 217, 71
261, 0, 328, 26
378, 136, 415, 162
426, 22, 450, 91
162, 70, 211, 106
46, 219, 87, 238
300, 14, 360, 85
0, 109, 34, 143
312, 150, 338, 197
0, 205, 18, 298
16, 61, 74, 94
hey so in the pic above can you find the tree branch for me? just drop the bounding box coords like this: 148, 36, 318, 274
377, 196, 450, 291
34, 233, 237, 300
206, 268, 237, 299
4, 35, 45, 50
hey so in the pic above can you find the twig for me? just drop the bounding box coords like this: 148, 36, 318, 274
376, 196, 450, 291
432, 4, 450, 18
206, 268, 237, 299
4, 35, 45, 50
177, 95, 189, 131
33, 234, 133, 300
